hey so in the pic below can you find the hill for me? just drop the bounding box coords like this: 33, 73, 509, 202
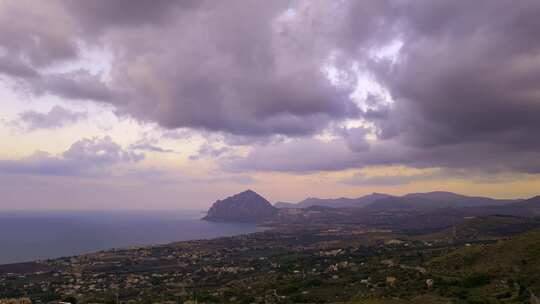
203, 190, 277, 222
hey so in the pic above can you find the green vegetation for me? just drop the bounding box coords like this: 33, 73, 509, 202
428, 229, 540, 303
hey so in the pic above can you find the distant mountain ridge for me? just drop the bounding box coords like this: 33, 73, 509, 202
274, 191, 519, 209
275, 193, 395, 209
403, 191, 519, 207
203, 190, 277, 222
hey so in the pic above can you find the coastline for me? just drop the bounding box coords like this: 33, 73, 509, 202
0, 210, 265, 265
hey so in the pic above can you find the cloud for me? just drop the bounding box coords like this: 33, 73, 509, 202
0, 1, 117, 103
62, 0, 196, 35
190, 143, 232, 160
28, 70, 118, 102
129, 139, 178, 154
0, 55, 39, 78
224, 136, 540, 175
63, 136, 144, 164
0, 0, 78, 69
2, 0, 540, 175
342, 127, 370, 152
100, 0, 359, 136
0, 136, 144, 177
341, 168, 444, 187
160, 129, 194, 140
15, 106, 87, 130
370, 1, 540, 152
2, 0, 361, 137
223, 138, 358, 173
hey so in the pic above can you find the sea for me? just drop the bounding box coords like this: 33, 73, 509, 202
0, 210, 266, 265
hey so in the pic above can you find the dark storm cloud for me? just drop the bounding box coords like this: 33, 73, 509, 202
63, 0, 177, 29
0, 1, 78, 68
3, 0, 540, 174
98, 0, 359, 137
2, 0, 360, 137
0, 136, 144, 177
61, 0, 204, 36
0, 56, 39, 78
29, 70, 118, 102
0, 1, 118, 105
16, 106, 87, 130
0, 0, 116, 103
374, 1, 540, 150
226, 1, 540, 174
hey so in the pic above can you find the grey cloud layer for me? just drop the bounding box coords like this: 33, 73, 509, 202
2, 0, 540, 174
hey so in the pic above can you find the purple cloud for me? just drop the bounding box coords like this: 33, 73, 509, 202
1, 0, 540, 174
16, 106, 87, 130
0, 136, 144, 177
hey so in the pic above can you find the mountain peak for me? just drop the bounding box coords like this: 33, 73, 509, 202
240, 189, 257, 195
203, 190, 277, 222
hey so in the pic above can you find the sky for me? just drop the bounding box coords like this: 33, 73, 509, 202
1, 0, 540, 210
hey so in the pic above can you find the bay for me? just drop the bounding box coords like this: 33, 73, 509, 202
0, 210, 265, 265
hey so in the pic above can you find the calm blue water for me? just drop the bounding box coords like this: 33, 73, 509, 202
0, 210, 265, 265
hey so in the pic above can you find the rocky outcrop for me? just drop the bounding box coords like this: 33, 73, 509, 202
203, 190, 277, 222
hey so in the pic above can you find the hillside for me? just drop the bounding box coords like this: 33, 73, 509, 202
417, 215, 540, 241
429, 229, 540, 302
510, 195, 540, 215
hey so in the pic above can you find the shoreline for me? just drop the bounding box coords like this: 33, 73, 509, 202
0, 221, 271, 269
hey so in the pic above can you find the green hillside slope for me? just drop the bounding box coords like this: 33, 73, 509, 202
428, 229, 540, 303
